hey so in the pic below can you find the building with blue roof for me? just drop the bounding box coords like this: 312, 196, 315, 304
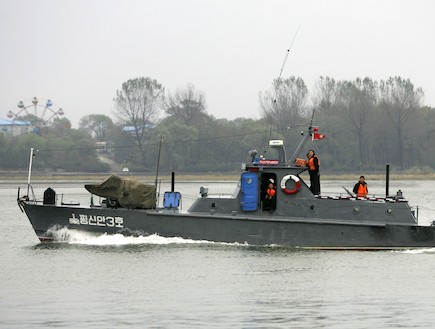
0, 119, 32, 137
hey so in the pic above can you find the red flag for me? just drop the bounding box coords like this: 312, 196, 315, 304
312, 132, 326, 141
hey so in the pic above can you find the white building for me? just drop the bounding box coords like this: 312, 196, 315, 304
0, 119, 32, 137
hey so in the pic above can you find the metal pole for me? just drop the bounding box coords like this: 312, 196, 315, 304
288, 109, 316, 164
386, 163, 390, 197
289, 126, 313, 164
154, 135, 164, 189
27, 148, 34, 196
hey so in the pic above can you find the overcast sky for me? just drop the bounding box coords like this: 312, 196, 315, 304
1, 0, 434, 127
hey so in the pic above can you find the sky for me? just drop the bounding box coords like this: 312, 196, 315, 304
1, 0, 434, 128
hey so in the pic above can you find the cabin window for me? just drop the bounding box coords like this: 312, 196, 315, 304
261, 173, 277, 211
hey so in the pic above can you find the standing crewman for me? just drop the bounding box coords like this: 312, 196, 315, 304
307, 150, 320, 195
353, 176, 368, 197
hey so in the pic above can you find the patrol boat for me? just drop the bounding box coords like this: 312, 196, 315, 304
17, 125, 435, 249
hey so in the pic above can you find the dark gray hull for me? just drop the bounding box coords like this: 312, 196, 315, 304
22, 203, 435, 249
18, 126, 435, 249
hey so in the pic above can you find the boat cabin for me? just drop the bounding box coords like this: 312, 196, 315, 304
187, 139, 418, 227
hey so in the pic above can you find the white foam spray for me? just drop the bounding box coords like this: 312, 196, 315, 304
47, 227, 247, 247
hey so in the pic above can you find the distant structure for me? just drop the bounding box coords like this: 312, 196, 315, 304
122, 122, 156, 135
3, 97, 64, 136
0, 119, 32, 137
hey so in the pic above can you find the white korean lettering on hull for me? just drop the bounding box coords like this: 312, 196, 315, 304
68, 213, 124, 228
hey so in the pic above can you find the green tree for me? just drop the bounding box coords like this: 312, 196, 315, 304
155, 118, 199, 171
6, 133, 45, 171
49, 117, 72, 137
79, 114, 114, 143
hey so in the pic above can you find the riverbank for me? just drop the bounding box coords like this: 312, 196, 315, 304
1, 170, 435, 183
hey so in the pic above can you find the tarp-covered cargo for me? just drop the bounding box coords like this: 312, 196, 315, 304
85, 175, 156, 209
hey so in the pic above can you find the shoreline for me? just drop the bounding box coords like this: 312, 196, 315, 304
2, 171, 435, 184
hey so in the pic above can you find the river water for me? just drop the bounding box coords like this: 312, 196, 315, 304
1, 179, 435, 328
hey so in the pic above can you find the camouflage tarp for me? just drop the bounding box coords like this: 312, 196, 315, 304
85, 175, 156, 209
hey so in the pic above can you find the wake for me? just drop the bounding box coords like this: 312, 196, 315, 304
47, 227, 246, 247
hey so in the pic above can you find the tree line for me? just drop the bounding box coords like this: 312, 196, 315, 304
1, 75, 434, 174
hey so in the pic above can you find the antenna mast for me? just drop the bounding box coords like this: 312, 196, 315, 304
288, 109, 317, 163
276, 26, 301, 86
271, 26, 301, 137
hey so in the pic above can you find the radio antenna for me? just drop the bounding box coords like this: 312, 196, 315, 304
272, 26, 301, 135
273, 26, 300, 107
276, 25, 301, 85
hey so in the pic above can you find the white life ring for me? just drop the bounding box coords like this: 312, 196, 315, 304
280, 175, 301, 195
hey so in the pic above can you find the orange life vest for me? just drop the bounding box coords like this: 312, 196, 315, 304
357, 183, 368, 197
307, 155, 320, 171
266, 187, 276, 198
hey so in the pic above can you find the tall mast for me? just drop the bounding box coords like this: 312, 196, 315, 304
288, 126, 313, 164
288, 110, 316, 164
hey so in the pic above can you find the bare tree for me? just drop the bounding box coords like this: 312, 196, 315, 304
336, 77, 378, 166
379, 76, 424, 168
165, 84, 206, 125
113, 77, 164, 166
312, 76, 337, 112
259, 76, 308, 132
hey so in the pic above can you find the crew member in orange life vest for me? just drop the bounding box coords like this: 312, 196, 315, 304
263, 179, 276, 210
306, 150, 320, 195
265, 180, 276, 199
353, 175, 368, 197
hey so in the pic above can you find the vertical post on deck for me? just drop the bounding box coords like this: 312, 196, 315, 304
386, 163, 390, 197
154, 134, 164, 189
27, 148, 34, 196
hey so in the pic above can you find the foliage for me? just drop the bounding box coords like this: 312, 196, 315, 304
312, 76, 337, 112
2, 75, 433, 174
0, 126, 110, 172
165, 84, 206, 126
335, 77, 378, 167
79, 114, 113, 143
379, 76, 424, 168
259, 76, 308, 132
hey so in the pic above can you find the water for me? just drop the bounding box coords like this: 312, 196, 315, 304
1, 180, 435, 328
